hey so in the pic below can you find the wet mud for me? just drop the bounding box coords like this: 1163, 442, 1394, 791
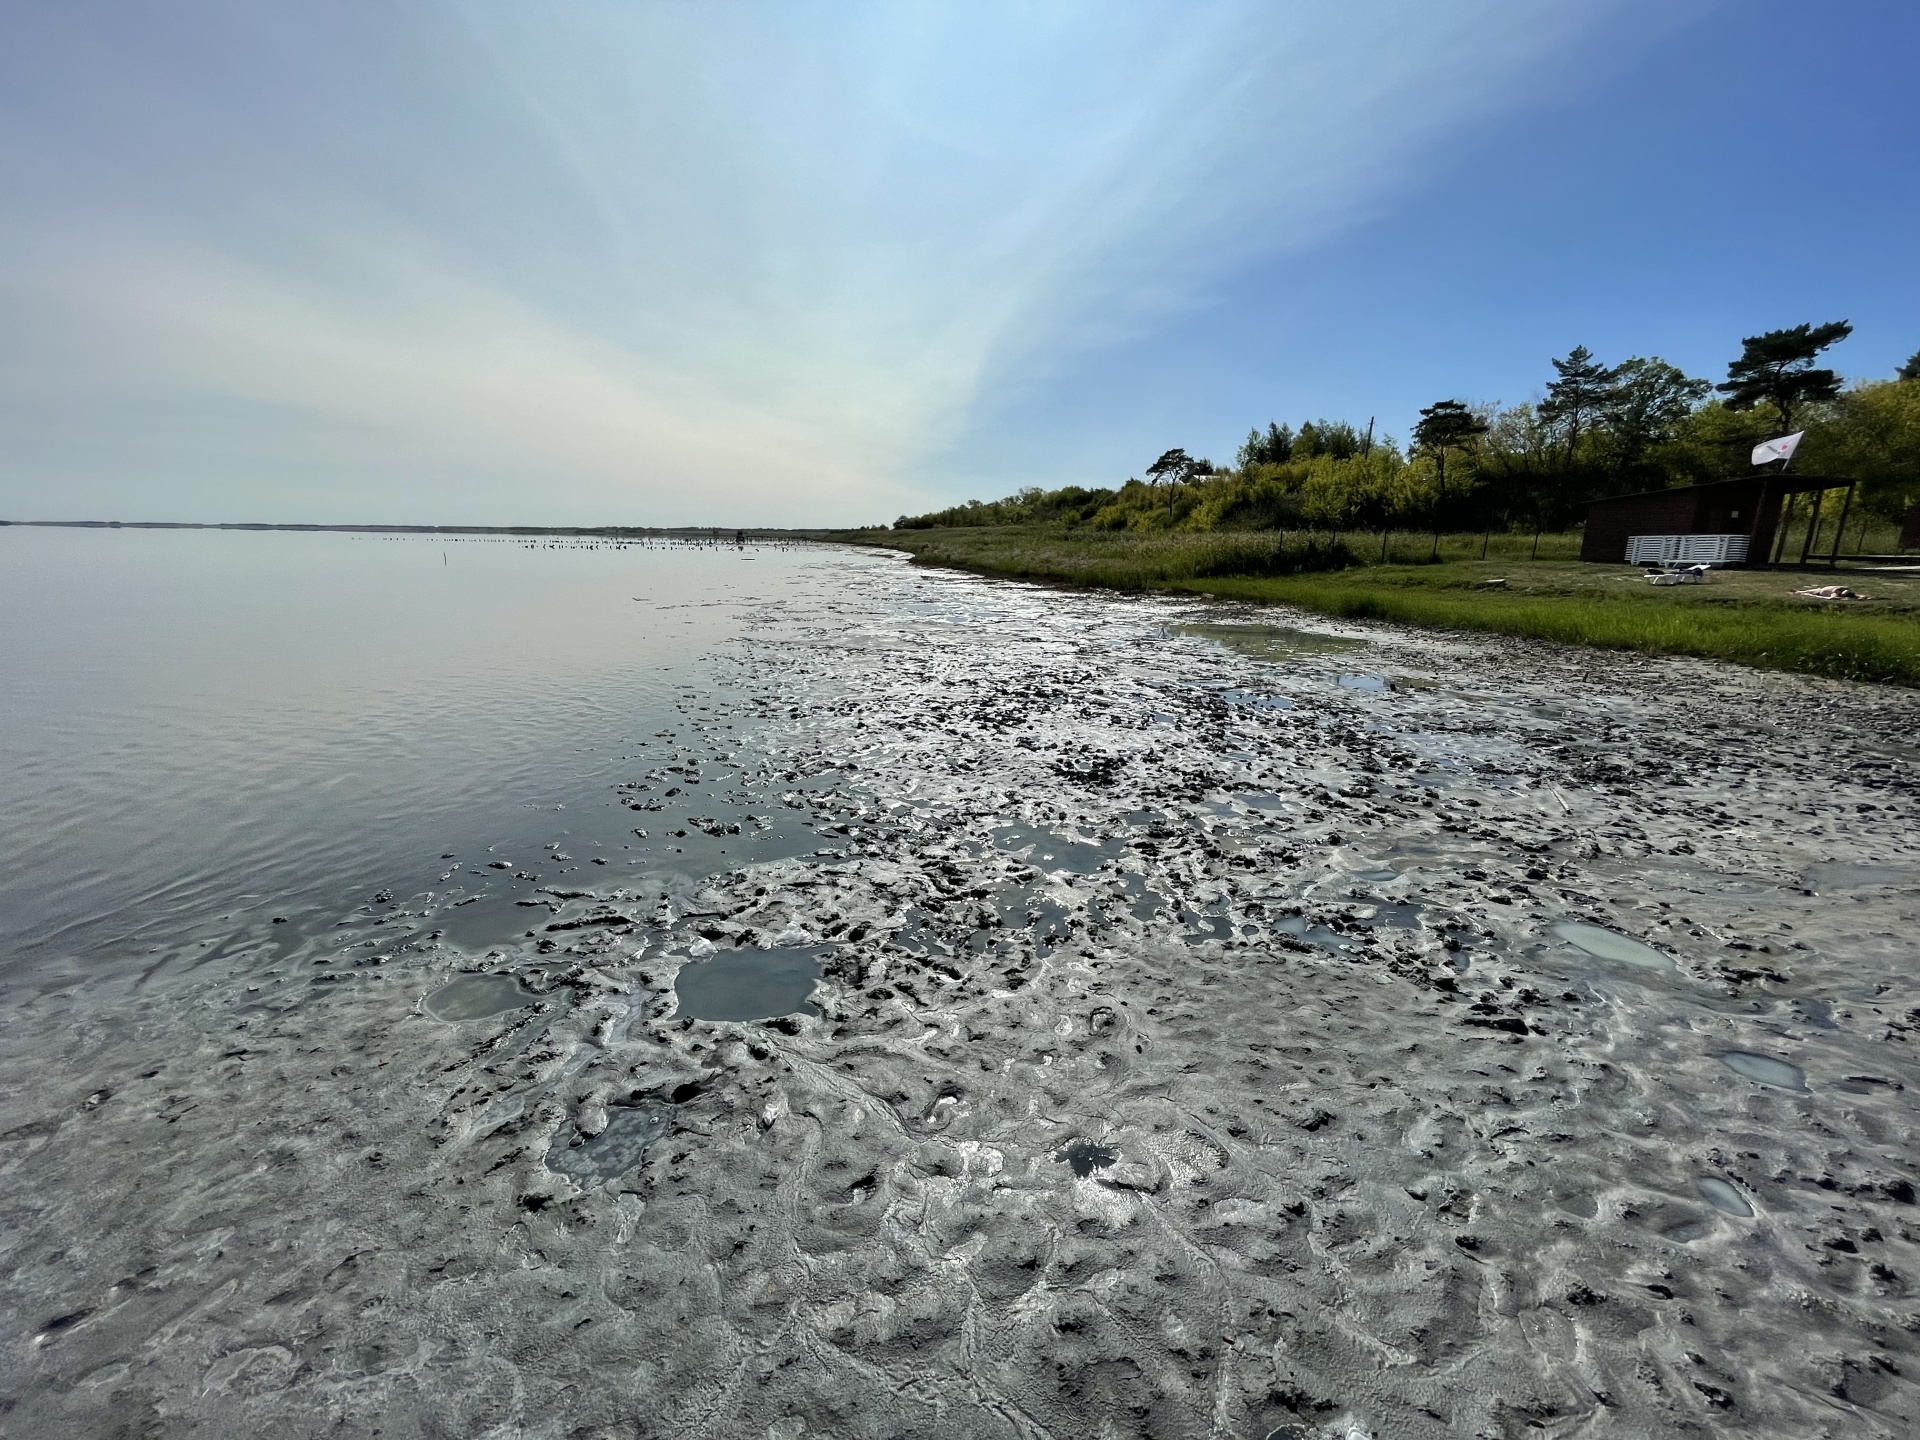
3, 549, 1920, 1437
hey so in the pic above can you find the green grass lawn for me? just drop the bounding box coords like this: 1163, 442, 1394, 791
843, 526, 1920, 687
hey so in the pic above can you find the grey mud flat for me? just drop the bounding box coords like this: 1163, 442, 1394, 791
4, 549, 1920, 1439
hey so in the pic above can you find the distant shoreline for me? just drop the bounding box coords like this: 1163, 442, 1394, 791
0, 520, 854, 538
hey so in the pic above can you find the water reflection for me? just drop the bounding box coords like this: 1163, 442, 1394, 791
1720, 1051, 1805, 1090
424, 973, 534, 1022
1551, 922, 1674, 972
0, 527, 863, 982
547, 1102, 674, 1182
1696, 1177, 1753, 1217
674, 946, 824, 1022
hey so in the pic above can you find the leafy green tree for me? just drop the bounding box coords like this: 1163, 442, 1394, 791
1146, 447, 1201, 522
1655, 400, 1779, 487
1293, 420, 1364, 461
1717, 320, 1853, 435
1606, 357, 1710, 469
1474, 402, 1557, 550
1236, 423, 1294, 469
1899, 349, 1920, 384
1413, 399, 1488, 554
1799, 380, 1920, 525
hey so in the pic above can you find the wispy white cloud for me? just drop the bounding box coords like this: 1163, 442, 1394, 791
0, 0, 1656, 522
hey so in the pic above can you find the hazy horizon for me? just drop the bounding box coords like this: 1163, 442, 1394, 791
1, 1, 1914, 527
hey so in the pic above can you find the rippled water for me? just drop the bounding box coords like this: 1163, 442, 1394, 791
0, 526, 837, 985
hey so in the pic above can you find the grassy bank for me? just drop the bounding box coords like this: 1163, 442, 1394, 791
845, 525, 1920, 687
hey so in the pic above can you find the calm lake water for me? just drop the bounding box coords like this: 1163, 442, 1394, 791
0, 526, 852, 986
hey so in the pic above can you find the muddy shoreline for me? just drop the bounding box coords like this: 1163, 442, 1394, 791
5, 553, 1919, 1437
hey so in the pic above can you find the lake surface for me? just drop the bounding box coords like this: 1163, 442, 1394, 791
0, 526, 834, 986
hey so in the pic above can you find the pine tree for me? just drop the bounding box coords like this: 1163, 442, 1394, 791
1145, 448, 1199, 521
1899, 349, 1920, 384
1539, 345, 1619, 465
1717, 320, 1853, 434
1413, 400, 1488, 556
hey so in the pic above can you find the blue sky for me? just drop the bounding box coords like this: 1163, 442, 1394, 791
0, 1, 1913, 526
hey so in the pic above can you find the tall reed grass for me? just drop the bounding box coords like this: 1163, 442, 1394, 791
873, 527, 1356, 588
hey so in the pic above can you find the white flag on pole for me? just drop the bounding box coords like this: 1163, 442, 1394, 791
1752, 431, 1804, 466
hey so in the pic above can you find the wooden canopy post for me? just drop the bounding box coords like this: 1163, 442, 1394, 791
1799, 487, 1827, 564
1771, 492, 1794, 566
1828, 482, 1856, 568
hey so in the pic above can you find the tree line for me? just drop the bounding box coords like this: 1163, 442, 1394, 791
893, 324, 1920, 542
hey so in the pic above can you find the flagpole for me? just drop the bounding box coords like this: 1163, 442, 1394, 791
1754, 432, 1801, 568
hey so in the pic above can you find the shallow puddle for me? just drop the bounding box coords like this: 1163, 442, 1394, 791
996, 885, 1073, 953
993, 823, 1123, 875
1061, 1140, 1117, 1178
887, 911, 950, 957
1275, 915, 1348, 949
1109, 873, 1163, 921
547, 1101, 674, 1182
1720, 1051, 1805, 1090
675, 946, 823, 1022
1696, 1177, 1753, 1217
1185, 908, 1234, 942
1362, 902, 1423, 929
1801, 862, 1920, 893
424, 973, 534, 1022
1217, 688, 1293, 712
1551, 921, 1674, 971
1338, 675, 1386, 691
